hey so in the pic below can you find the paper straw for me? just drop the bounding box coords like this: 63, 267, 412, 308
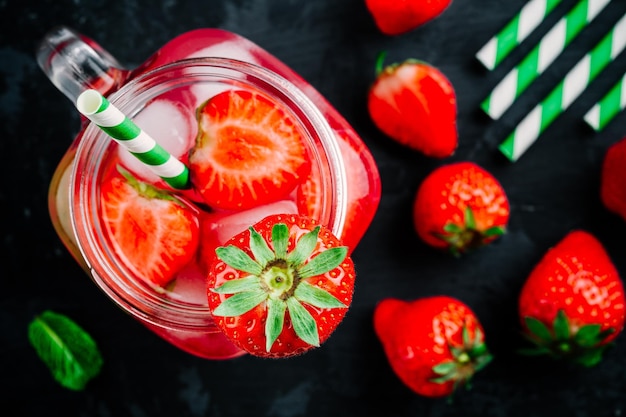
499, 13, 626, 162
584, 73, 626, 131
476, 0, 562, 70
482, 0, 610, 119
76, 89, 190, 189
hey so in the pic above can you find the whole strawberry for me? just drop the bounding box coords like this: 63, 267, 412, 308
365, 0, 452, 36
413, 162, 509, 255
368, 54, 457, 158
601, 136, 626, 222
374, 296, 492, 398
518, 230, 626, 367
100, 166, 200, 287
206, 214, 355, 358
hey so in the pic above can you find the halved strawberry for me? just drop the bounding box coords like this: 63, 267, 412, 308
206, 213, 356, 358
100, 166, 200, 287
189, 89, 311, 211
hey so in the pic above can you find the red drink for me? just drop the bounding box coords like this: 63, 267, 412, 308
39, 27, 381, 359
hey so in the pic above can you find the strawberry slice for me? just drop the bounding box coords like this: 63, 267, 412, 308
189, 89, 311, 211
100, 166, 200, 287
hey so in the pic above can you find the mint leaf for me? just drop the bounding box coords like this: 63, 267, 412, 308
28, 310, 103, 391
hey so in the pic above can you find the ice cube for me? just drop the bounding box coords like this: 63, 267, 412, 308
197, 200, 299, 274
189, 40, 257, 64
187, 40, 259, 108
118, 99, 195, 184
208, 200, 298, 245
167, 262, 209, 306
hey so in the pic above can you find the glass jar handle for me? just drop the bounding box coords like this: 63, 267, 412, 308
36, 26, 127, 103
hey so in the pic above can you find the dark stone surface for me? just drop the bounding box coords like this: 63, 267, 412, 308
2, 0, 626, 416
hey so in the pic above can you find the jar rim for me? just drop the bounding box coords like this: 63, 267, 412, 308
70, 57, 348, 330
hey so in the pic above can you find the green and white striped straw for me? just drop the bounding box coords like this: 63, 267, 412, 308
476, 0, 562, 70
584, 73, 626, 131
76, 89, 190, 189
499, 13, 626, 162
482, 0, 610, 119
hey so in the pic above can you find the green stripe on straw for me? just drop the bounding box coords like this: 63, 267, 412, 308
476, 0, 562, 70
499, 13, 626, 162
481, 0, 610, 119
76, 89, 190, 189
584, 73, 626, 131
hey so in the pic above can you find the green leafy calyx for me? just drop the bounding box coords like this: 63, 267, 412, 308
520, 309, 615, 367
211, 223, 349, 352
430, 326, 493, 393
28, 310, 103, 391
434, 206, 505, 257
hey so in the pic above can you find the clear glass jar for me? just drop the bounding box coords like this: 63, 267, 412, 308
39, 27, 381, 359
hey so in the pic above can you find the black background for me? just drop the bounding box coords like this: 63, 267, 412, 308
2, 0, 626, 416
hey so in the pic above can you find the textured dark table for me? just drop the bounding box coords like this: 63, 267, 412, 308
2, 0, 626, 416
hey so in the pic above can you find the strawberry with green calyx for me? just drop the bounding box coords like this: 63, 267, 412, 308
518, 230, 626, 367
413, 162, 510, 256
189, 89, 311, 211
374, 296, 492, 398
368, 52, 457, 158
207, 214, 355, 358
100, 166, 200, 287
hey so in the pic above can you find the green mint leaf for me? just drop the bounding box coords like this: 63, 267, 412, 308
287, 226, 320, 265
298, 247, 348, 279
28, 310, 103, 391
553, 310, 570, 340
294, 281, 346, 309
249, 227, 274, 268
212, 289, 267, 317
211, 276, 262, 294
272, 223, 289, 259
216, 245, 263, 275
286, 297, 320, 347
265, 298, 287, 352
524, 317, 553, 343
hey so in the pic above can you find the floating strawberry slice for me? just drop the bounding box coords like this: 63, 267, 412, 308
100, 166, 200, 287
206, 214, 356, 358
189, 89, 311, 211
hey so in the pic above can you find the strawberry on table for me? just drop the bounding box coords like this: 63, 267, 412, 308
368, 54, 457, 158
600, 136, 626, 222
189, 89, 311, 211
413, 162, 509, 255
100, 166, 200, 287
365, 0, 452, 36
374, 296, 492, 398
518, 230, 626, 367
206, 214, 355, 358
